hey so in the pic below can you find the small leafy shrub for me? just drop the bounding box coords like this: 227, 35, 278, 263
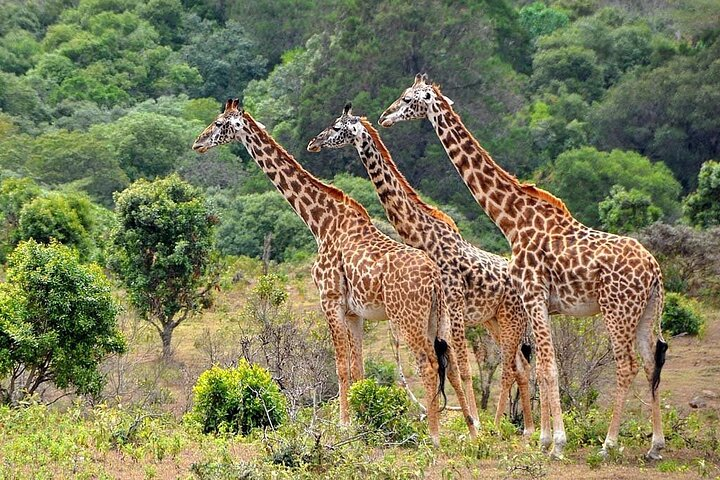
500, 451, 548, 479
190, 459, 258, 480
657, 459, 690, 473
190, 360, 287, 435
562, 408, 609, 451
348, 379, 417, 445
364, 358, 398, 386
662, 292, 705, 336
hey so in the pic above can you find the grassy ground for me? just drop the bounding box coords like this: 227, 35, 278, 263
1, 257, 719, 479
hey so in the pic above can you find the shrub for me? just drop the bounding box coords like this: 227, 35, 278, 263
562, 408, 609, 451
662, 293, 705, 336
348, 378, 417, 445
190, 360, 287, 435
637, 223, 720, 300
237, 274, 336, 416
364, 358, 398, 387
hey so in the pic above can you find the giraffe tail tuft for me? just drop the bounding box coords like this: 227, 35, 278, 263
434, 337, 448, 412
651, 339, 668, 400
521, 343, 532, 362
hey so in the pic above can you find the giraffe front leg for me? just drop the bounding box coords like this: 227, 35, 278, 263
320, 298, 352, 425
526, 301, 566, 458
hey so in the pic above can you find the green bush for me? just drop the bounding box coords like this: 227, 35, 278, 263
562, 408, 609, 451
662, 293, 705, 336
190, 360, 287, 435
348, 378, 417, 445
364, 358, 398, 387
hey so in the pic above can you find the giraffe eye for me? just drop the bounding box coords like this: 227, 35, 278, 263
215, 121, 223, 126
403, 96, 412, 103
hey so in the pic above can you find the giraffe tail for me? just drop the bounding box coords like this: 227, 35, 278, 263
431, 276, 448, 412
651, 279, 668, 400
434, 337, 449, 412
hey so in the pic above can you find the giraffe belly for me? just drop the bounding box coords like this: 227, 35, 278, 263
347, 296, 387, 321
548, 293, 601, 317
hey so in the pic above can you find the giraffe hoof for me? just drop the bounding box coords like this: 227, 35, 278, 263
549, 446, 565, 460
644, 449, 663, 461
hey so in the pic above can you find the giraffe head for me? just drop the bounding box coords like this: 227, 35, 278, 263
379, 73, 453, 127
192, 98, 246, 153
307, 103, 361, 152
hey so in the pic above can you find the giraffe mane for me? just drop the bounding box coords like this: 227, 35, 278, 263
360, 117, 460, 233
244, 112, 372, 222
431, 85, 572, 217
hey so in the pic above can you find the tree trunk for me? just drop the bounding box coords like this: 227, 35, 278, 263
161, 322, 174, 360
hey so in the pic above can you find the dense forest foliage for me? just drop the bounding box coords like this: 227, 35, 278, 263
0, 0, 719, 260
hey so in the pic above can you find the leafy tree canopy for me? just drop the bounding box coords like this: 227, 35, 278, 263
110, 174, 219, 358
0, 240, 125, 403
540, 147, 681, 227
684, 160, 720, 228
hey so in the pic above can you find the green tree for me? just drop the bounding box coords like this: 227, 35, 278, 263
110, 175, 219, 358
598, 185, 661, 234
531, 45, 604, 101
214, 190, 314, 262
180, 20, 266, 100
519, 2, 570, 43
540, 147, 681, 226
0, 178, 43, 261
0, 29, 42, 75
28, 129, 128, 206
90, 112, 200, 182
684, 160, 720, 228
0, 240, 125, 404
590, 41, 720, 188
17, 191, 100, 261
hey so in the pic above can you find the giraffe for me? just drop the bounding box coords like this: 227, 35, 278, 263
192, 98, 478, 444
307, 103, 535, 435
379, 75, 668, 460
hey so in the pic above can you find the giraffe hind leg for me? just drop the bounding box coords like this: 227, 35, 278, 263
600, 303, 642, 455
636, 288, 667, 460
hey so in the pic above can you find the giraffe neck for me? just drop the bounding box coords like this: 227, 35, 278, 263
237, 112, 371, 240
353, 118, 459, 248
426, 89, 574, 245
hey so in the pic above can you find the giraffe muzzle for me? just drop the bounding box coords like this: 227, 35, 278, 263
192, 142, 209, 153
378, 113, 395, 128
306, 138, 323, 152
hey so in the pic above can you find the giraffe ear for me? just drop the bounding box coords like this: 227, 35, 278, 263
443, 95, 455, 107
256, 120, 266, 130
344, 102, 352, 115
